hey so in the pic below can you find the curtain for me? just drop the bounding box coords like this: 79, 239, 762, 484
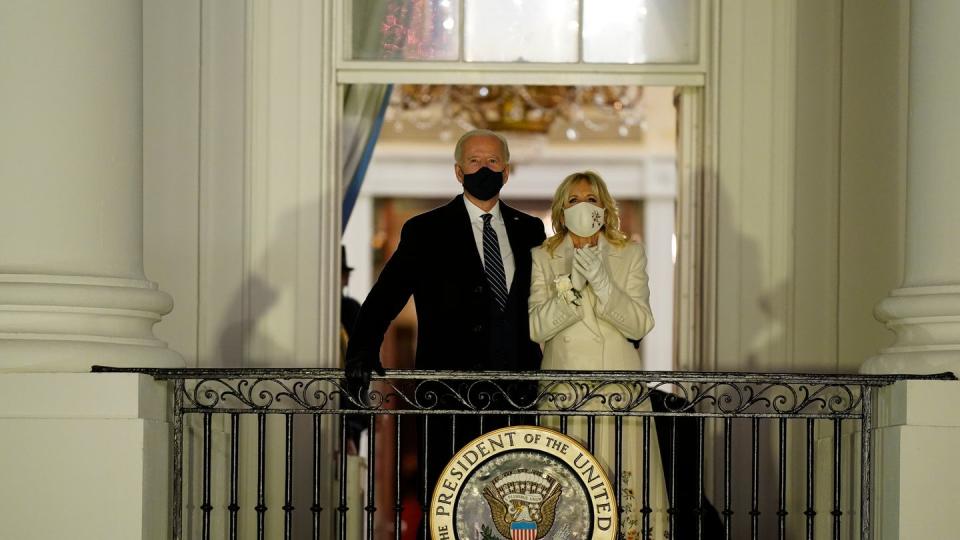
342, 84, 392, 231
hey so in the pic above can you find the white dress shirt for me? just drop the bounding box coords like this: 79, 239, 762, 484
463, 196, 515, 292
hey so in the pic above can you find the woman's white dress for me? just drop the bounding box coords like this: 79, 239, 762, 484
529, 235, 668, 539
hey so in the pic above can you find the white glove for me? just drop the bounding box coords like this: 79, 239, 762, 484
574, 246, 612, 301
571, 263, 586, 291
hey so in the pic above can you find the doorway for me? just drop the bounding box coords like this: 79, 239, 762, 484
343, 84, 679, 373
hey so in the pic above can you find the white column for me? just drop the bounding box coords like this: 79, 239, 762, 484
0, 0, 181, 371
861, 4, 960, 538
864, 0, 960, 375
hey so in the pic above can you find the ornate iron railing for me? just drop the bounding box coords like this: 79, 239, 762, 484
92, 367, 954, 540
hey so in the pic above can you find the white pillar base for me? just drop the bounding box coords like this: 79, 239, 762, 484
863, 285, 960, 375
0, 373, 170, 539
872, 381, 960, 539
0, 275, 183, 372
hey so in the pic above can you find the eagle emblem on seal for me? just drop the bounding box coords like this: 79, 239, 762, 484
481, 469, 562, 540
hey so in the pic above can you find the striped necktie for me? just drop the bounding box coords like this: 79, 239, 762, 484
481, 213, 508, 311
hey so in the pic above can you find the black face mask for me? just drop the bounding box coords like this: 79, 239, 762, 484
461, 166, 504, 201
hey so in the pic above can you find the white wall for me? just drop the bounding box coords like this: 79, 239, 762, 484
144, 3, 339, 536
144, 0, 908, 379
713, 0, 906, 375
710, 3, 910, 537
145, 1, 336, 371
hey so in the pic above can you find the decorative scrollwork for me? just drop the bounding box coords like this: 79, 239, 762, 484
176, 373, 865, 418
666, 381, 864, 416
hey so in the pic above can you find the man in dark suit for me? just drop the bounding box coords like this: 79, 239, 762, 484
346, 129, 544, 375
345, 129, 545, 536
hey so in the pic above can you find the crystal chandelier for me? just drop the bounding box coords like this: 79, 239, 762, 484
386, 85, 646, 141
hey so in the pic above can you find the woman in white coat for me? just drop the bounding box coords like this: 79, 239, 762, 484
529, 170, 667, 538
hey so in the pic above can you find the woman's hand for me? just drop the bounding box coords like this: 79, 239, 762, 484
574, 247, 611, 300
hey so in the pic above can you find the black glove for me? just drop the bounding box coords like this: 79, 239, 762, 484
345, 354, 385, 405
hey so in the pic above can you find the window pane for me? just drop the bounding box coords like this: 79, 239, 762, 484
351, 0, 459, 61
465, 0, 579, 63
583, 0, 699, 63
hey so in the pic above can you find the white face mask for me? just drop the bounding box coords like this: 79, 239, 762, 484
563, 202, 605, 237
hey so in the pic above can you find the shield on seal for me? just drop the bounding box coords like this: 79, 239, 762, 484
510, 521, 537, 540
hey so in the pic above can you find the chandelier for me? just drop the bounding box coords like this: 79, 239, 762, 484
387, 85, 646, 141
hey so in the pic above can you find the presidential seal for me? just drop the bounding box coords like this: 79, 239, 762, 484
429, 426, 617, 540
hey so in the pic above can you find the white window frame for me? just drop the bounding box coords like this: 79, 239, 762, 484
335, 0, 708, 86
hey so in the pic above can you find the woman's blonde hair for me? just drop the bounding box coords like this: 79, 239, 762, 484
543, 170, 628, 254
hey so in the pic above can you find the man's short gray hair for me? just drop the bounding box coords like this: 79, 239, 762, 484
453, 129, 511, 163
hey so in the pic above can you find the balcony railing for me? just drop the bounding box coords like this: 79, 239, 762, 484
92, 367, 954, 540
